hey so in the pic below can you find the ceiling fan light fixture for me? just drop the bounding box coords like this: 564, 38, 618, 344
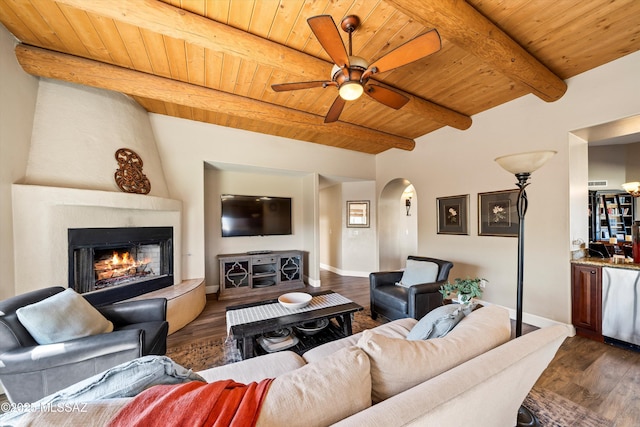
339, 82, 364, 101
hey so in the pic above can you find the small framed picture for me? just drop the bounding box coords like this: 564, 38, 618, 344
478, 190, 519, 237
437, 195, 469, 235
347, 200, 370, 228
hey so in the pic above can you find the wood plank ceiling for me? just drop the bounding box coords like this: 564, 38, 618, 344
1, 0, 639, 154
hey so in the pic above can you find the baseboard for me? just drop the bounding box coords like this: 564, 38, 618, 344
205, 285, 219, 294
306, 275, 321, 287
477, 299, 576, 337
319, 264, 369, 278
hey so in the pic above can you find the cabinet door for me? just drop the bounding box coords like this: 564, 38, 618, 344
571, 264, 602, 338
279, 255, 301, 282
221, 259, 250, 289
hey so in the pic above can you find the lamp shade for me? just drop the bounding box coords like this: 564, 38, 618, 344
622, 181, 640, 197
339, 81, 364, 101
494, 150, 557, 175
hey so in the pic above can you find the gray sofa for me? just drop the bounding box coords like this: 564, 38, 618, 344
0, 286, 168, 403
14, 305, 569, 426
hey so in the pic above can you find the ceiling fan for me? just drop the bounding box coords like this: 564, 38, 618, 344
271, 15, 442, 123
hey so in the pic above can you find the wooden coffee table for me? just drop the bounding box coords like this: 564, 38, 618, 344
226, 290, 363, 359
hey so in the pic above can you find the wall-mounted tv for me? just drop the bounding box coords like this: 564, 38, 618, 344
221, 194, 292, 237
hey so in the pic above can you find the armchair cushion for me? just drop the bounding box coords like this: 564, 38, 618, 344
16, 288, 113, 345
397, 259, 439, 287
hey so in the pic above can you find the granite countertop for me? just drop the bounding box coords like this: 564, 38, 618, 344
571, 257, 640, 271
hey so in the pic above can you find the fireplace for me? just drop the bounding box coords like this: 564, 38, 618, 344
68, 227, 173, 306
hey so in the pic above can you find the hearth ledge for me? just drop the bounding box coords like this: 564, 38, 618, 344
126, 278, 205, 334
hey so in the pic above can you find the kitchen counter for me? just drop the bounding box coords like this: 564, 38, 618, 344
571, 257, 640, 271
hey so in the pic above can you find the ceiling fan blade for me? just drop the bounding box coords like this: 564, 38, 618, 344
364, 84, 410, 109
363, 29, 441, 78
271, 81, 334, 92
325, 96, 346, 123
308, 15, 350, 72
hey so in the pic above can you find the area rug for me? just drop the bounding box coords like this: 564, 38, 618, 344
522, 387, 613, 427
166, 308, 381, 372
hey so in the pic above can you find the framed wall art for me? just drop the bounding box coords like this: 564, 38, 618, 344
437, 195, 469, 235
347, 200, 370, 228
478, 189, 519, 237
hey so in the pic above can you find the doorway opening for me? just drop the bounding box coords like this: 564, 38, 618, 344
378, 179, 418, 271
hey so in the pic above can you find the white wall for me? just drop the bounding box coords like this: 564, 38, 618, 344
204, 167, 306, 292
627, 143, 640, 182
340, 181, 377, 276
25, 79, 169, 196
378, 178, 417, 270
0, 25, 38, 299
151, 116, 376, 288
319, 184, 343, 270
589, 144, 631, 190
319, 181, 378, 276
376, 50, 640, 326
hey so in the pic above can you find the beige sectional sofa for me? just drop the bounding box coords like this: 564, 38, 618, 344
15, 305, 569, 426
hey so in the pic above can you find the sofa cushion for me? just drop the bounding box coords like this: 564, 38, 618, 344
16, 288, 114, 345
198, 350, 307, 384
302, 317, 416, 363
256, 346, 371, 427
397, 259, 439, 287
357, 305, 511, 403
406, 304, 465, 340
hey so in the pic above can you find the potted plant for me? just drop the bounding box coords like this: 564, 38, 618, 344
439, 277, 487, 304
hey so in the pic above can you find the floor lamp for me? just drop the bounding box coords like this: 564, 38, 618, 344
495, 150, 556, 427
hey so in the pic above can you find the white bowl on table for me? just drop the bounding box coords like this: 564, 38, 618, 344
278, 292, 312, 309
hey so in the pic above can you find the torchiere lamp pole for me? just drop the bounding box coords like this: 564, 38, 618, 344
495, 150, 556, 427
513, 171, 530, 337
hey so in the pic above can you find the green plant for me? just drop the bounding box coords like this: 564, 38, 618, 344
439, 277, 487, 301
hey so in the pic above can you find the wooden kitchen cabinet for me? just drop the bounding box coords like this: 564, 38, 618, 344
571, 263, 603, 341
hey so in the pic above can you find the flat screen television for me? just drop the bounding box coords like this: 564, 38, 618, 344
221, 194, 292, 237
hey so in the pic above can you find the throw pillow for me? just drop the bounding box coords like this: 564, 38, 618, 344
396, 259, 439, 287
357, 305, 511, 403
406, 304, 465, 340
256, 346, 371, 427
16, 288, 114, 344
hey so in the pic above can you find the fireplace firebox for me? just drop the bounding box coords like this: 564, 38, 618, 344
68, 227, 173, 306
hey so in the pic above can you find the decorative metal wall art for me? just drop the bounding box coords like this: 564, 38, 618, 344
114, 148, 151, 194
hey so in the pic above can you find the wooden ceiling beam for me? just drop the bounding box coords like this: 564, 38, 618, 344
15, 45, 415, 153
386, 0, 567, 102
52, 0, 471, 130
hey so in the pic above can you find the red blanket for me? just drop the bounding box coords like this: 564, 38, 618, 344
108, 379, 273, 427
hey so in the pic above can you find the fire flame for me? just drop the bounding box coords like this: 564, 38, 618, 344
108, 251, 149, 268
95, 251, 151, 281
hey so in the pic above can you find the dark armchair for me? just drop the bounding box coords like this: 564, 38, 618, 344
0, 286, 168, 403
370, 256, 453, 321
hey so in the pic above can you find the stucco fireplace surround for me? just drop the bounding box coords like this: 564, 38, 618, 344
11, 184, 183, 298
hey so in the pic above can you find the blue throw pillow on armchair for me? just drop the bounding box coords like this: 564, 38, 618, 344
396, 259, 439, 288
406, 304, 465, 340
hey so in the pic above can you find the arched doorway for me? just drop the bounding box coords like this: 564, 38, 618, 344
378, 178, 418, 270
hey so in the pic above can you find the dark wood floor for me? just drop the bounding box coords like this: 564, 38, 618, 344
168, 270, 370, 348
169, 270, 640, 427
